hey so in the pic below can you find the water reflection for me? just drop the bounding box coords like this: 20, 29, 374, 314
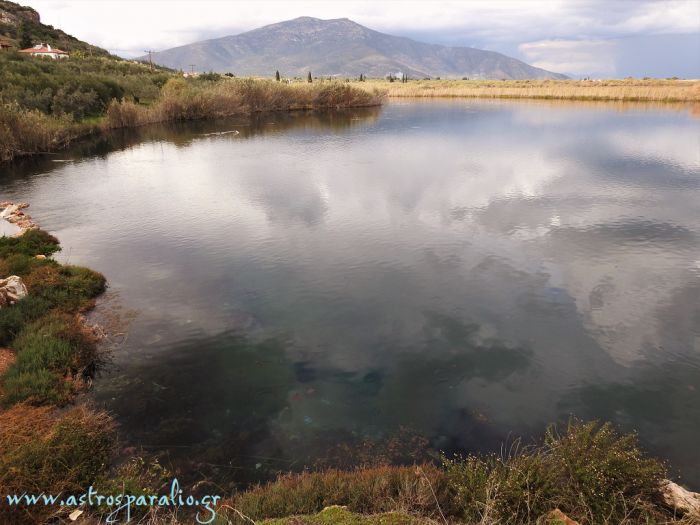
0, 99, 698, 487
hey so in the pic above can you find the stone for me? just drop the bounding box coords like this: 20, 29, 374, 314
35, 254, 47, 259
0, 204, 19, 219
660, 480, 700, 517
1, 201, 38, 236
0, 275, 28, 307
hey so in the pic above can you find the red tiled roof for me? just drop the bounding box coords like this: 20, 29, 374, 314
20, 46, 68, 54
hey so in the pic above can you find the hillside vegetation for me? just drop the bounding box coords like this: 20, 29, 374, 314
0, 51, 382, 162
0, 0, 109, 56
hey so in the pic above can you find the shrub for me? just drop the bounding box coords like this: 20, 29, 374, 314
444, 420, 668, 524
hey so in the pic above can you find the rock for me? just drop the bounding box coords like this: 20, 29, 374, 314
0, 275, 28, 307
35, 254, 47, 260
540, 509, 580, 525
1, 202, 37, 236
660, 480, 700, 517
0, 204, 19, 219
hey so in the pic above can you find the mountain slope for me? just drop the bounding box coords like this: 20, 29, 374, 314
0, 0, 110, 56
146, 17, 567, 79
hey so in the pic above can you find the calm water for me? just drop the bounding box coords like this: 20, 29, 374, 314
1, 100, 699, 488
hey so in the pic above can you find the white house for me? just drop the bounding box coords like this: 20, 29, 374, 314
19, 43, 69, 59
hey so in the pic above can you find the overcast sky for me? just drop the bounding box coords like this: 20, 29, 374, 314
22, 0, 700, 78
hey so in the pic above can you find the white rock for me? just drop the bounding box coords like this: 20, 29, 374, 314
660, 480, 700, 517
0, 275, 28, 307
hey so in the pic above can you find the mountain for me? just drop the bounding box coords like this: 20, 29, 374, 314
144, 17, 567, 80
0, 0, 109, 56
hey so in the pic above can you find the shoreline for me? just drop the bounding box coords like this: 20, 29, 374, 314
353, 78, 700, 103
1, 204, 699, 523
1, 79, 384, 163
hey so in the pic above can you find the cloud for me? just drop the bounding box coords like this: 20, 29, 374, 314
19, 0, 700, 76
519, 39, 618, 77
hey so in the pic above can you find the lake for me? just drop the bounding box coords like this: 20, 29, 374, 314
1, 99, 699, 489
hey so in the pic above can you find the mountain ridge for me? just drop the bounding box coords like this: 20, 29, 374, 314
145, 16, 568, 80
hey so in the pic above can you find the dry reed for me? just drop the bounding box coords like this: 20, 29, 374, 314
355, 79, 700, 102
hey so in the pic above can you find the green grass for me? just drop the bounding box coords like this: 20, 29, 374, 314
0, 229, 105, 405
0, 228, 61, 258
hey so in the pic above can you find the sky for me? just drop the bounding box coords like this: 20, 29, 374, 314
21, 0, 700, 78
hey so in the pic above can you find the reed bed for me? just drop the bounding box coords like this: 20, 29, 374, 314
106, 78, 383, 129
356, 79, 700, 102
0, 79, 382, 161
0, 103, 96, 162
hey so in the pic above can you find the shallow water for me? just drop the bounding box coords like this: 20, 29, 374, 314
1, 100, 699, 487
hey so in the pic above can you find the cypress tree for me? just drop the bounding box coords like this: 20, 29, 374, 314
307, 71, 312, 83
275, 70, 280, 81
18, 22, 32, 49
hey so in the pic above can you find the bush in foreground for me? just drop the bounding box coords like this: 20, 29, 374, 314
223, 421, 672, 525
445, 420, 668, 524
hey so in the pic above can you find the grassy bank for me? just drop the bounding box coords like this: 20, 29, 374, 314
0, 223, 112, 523
222, 421, 682, 525
0, 52, 382, 162
353, 78, 700, 102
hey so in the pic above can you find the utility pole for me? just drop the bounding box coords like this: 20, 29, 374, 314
189, 64, 195, 75
144, 50, 155, 71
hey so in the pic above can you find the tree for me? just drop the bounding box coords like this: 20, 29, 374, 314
307, 71, 312, 83
17, 21, 33, 49
275, 70, 280, 81
359, 73, 364, 82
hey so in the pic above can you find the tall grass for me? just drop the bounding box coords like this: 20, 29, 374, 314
0, 102, 96, 162
106, 78, 383, 129
229, 464, 454, 523
1, 78, 382, 161
355, 79, 700, 102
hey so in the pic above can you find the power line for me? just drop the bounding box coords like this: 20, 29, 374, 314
143, 49, 155, 70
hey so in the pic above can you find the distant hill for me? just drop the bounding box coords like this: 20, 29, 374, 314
0, 0, 109, 56
145, 17, 568, 80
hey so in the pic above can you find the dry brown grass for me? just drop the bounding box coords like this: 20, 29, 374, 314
0, 404, 115, 524
106, 78, 383, 129
224, 464, 457, 524
0, 103, 97, 162
354, 79, 700, 102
